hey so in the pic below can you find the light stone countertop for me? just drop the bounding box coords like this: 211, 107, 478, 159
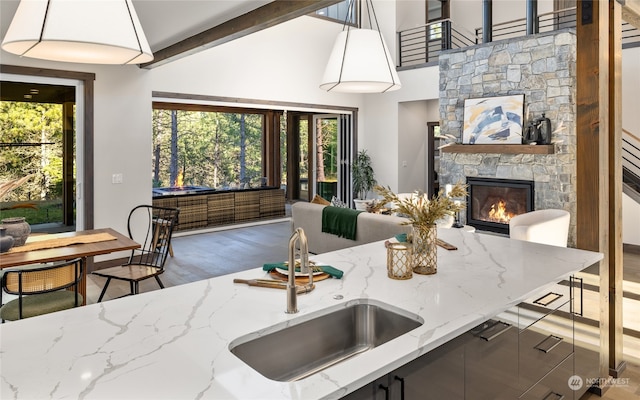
0, 228, 603, 399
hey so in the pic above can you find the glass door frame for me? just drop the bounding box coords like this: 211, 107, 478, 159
1, 65, 95, 231
312, 114, 341, 202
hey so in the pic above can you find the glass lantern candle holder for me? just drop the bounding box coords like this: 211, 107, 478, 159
386, 241, 413, 280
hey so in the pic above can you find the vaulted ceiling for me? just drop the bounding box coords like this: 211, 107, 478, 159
0, 0, 341, 69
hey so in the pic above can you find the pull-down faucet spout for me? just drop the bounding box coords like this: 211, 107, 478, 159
286, 227, 313, 314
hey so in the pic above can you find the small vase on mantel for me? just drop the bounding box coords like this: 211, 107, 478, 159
1, 217, 31, 247
412, 224, 438, 275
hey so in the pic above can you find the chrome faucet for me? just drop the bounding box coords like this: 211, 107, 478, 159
286, 227, 314, 314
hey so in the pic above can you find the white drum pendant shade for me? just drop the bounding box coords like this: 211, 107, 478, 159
2, 0, 153, 64
320, 28, 401, 93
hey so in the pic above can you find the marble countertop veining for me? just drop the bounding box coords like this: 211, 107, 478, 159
0, 228, 603, 399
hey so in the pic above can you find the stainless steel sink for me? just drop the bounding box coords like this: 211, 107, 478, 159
229, 299, 423, 382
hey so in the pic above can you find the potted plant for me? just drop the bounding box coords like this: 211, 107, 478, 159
352, 150, 377, 210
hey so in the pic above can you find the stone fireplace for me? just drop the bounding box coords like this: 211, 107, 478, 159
466, 177, 534, 234
437, 29, 578, 246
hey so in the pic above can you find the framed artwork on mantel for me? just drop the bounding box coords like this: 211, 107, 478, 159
462, 94, 524, 144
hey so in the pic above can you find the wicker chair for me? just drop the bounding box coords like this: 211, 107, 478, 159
0, 258, 83, 321
92, 205, 180, 302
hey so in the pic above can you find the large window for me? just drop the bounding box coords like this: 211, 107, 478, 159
314, 0, 357, 24
152, 104, 265, 189
0, 81, 77, 233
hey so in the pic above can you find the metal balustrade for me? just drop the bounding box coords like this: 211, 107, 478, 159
397, 7, 640, 69
623, 130, 640, 198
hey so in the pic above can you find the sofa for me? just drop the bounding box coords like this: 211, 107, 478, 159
291, 202, 411, 254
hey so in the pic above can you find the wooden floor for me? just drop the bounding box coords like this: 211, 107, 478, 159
86, 221, 640, 399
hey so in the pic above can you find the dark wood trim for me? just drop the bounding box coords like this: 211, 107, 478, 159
286, 112, 300, 201
608, 0, 625, 379
153, 101, 271, 115
264, 111, 283, 188
577, 2, 609, 384
152, 91, 359, 113
427, 122, 438, 198
440, 144, 554, 154
140, 0, 343, 69
0, 64, 95, 231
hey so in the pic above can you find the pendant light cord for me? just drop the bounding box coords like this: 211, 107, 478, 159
329, 0, 358, 92
365, 0, 398, 92
21, 0, 52, 56
124, 0, 144, 64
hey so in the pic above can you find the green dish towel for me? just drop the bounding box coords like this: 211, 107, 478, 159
262, 263, 344, 279
321, 206, 363, 240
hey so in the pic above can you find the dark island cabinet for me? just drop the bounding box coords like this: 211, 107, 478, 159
342, 275, 597, 400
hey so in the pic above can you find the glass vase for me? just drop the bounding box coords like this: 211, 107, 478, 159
412, 224, 437, 275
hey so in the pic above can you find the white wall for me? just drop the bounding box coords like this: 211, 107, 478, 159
396, 0, 425, 32
622, 46, 640, 245
364, 63, 439, 192
150, 16, 363, 111
396, 99, 439, 193
623, 193, 640, 245
622, 46, 640, 136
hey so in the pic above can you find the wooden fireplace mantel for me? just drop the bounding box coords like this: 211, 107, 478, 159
440, 144, 555, 155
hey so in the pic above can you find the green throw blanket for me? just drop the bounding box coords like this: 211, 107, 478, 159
321, 206, 363, 240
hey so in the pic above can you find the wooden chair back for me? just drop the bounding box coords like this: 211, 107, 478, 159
126, 205, 180, 270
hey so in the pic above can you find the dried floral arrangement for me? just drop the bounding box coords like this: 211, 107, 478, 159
374, 183, 468, 227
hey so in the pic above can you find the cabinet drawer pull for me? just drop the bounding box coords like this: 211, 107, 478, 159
534, 335, 564, 353
378, 384, 389, 400
394, 376, 405, 400
533, 292, 563, 306
542, 391, 564, 400
570, 276, 584, 316
477, 320, 512, 341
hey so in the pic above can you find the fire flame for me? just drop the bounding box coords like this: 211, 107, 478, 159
487, 200, 515, 223
176, 171, 184, 188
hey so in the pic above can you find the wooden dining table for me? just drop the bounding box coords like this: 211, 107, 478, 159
0, 228, 140, 305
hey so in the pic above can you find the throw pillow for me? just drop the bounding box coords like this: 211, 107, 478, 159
330, 196, 348, 208
311, 194, 331, 206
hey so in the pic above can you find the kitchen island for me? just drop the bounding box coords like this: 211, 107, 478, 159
0, 228, 602, 399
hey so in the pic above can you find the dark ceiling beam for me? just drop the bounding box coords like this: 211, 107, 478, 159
140, 0, 343, 69
619, 0, 640, 28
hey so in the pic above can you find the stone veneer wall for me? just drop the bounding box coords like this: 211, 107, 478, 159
438, 30, 578, 246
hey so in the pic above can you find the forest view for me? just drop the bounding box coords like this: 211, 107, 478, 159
0, 101, 69, 225
152, 108, 263, 189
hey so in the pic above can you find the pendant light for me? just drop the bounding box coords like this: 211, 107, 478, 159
320, 0, 401, 93
1, 0, 153, 65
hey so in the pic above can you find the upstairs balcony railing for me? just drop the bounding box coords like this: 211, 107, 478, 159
398, 7, 640, 69
397, 19, 476, 68
475, 7, 639, 46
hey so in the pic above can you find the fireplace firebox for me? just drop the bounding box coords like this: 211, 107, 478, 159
466, 177, 534, 234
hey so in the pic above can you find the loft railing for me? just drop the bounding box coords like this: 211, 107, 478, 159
623, 129, 640, 196
397, 19, 476, 68
397, 7, 640, 69
475, 7, 640, 47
